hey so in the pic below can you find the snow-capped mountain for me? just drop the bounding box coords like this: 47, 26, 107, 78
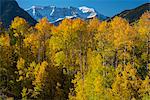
26, 5, 107, 23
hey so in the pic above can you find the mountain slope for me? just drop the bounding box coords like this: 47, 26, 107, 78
0, 0, 37, 28
26, 5, 107, 23
109, 3, 150, 22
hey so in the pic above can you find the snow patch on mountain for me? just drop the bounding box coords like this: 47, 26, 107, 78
79, 6, 95, 13
50, 6, 55, 16
32, 6, 36, 16
79, 6, 97, 18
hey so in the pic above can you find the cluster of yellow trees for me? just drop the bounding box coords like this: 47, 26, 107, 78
0, 12, 149, 100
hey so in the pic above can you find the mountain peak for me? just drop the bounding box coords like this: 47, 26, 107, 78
109, 3, 150, 23
79, 6, 97, 18
26, 5, 107, 24
0, 0, 37, 27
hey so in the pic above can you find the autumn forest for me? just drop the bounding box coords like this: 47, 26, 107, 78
0, 11, 150, 100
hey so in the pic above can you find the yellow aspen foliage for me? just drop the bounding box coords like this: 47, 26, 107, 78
32, 61, 48, 97
94, 21, 110, 52
16, 58, 26, 81
21, 87, 28, 100
138, 11, 150, 38
1, 11, 150, 100
111, 63, 142, 100
109, 16, 136, 67
48, 36, 64, 52
57, 19, 73, 40
35, 17, 53, 35
11, 17, 28, 37
11, 17, 27, 29
37, 18, 53, 55
140, 76, 150, 98
139, 64, 150, 99
70, 50, 114, 100
88, 18, 100, 32
33, 61, 48, 85
24, 32, 39, 55
54, 51, 66, 66
0, 34, 10, 46
110, 16, 133, 48
87, 18, 100, 48
94, 21, 115, 67
10, 17, 30, 59
136, 11, 150, 66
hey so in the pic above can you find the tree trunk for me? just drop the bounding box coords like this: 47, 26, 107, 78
38, 41, 41, 62
113, 49, 118, 68
123, 45, 127, 66
132, 46, 135, 67
147, 35, 150, 69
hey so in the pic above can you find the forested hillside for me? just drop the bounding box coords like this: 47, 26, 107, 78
0, 11, 150, 100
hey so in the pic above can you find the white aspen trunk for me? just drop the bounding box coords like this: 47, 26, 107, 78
124, 45, 126, 66
132, 46, 135, 67
147, 35, 150, 68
